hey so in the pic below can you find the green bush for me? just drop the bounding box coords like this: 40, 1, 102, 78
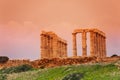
0, 74, 7, 80
0, 56, 9, 63
111, 54, 118, 57
1, 64, 33, 74
62, 73, 84, 80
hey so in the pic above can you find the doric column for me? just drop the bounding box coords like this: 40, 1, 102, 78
99, 34, 102, 58
90, 31, 95, 57
94, 33, 97, 57
43, 35, 48, 58
49, 37, 53, 58
99, 35, 101, 58
60, 42, 62, 57
82, 31, 87, 57
63, 43, 65, 57
65, 43, 67, 57
58, 41, 60, 57
48, 36, 51, 58
61, 42, 63, 57
103, 37, 107, 58
98, 34, 101, 58
58, 41, 61, 58
99, 35, 102, 58
62, 42, 63, 57
97, 34, 100, 58
96, 33, 98, 57
72, 33, 77, 57
101, 36, 104, 58
41, 34, 46, 58
53, 36, 58, 58
46, 35, 49, 58
62, 43, 64, 57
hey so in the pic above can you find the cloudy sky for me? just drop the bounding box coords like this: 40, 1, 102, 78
0, 0, 120, 60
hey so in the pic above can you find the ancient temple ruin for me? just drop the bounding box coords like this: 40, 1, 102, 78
72, 29, 106, 58
40, 31, 67, 58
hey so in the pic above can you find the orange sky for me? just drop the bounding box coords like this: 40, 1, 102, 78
0, 0, 120, 60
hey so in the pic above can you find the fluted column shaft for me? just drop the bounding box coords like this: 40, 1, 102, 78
72, 33, 77, 57
101, 36, 104, 58
103, 37, 106, 57
99, 34, 102, 58
50, 38, 53, 58
90, 31, 95, 57
82, 32, 87, 57
96, 34, 100, 58
43, 35, 48, 58
63, 43, 66, 57
47, 36, 50, 58
52, 37, 58, 58
98, 34, 101, 58
65, 44, 67, 57
41, 34, 45, 58
59, 41, 61, 57
94, 33, 97, 57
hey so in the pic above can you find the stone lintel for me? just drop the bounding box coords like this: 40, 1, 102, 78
73, 28, 106, 37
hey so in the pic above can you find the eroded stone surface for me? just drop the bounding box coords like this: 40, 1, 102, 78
72, 28, 106, 58
40, 31, 67, 59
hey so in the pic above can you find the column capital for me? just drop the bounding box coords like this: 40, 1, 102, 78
72, 33, 77, 35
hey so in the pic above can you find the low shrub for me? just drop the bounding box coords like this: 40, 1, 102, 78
111, 54, 118, 57
0, 74, 7, 80
0, 56, 9, 63
1, 64, 33, 74
62, 73, 84, 80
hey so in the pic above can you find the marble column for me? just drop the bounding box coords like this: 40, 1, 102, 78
65, 44, 67, 57
53, 37, 58, 58
99, 35, 101, 58
41, 34, 45, 58
94, 33, 97, 57
62, 43, 64, 57
72, 33, 77, 57
96, 33, 98, 57
63, 43, 66, 57
58, 41, 60, 57
103, 37, 106, 58
101, 36, 104, 58
97, 34, 100, 58
48, 36, 51, 58
82, 31, 87, 57
99, 34, 102, 58
90, 31, 95, 57
49, 37, 53, 58
42, 35, 48, 58
46, 35, 49, 58
60, 42, 62, 57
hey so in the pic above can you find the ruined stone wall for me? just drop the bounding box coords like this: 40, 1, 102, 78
0, 57, 120, 69
40, 31, 67, 59
72, 28, 106, 58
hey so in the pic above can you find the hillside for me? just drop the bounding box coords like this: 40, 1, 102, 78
1, 62, 120, 80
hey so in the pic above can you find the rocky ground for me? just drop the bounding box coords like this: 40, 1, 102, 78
0, 56, 120, 69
